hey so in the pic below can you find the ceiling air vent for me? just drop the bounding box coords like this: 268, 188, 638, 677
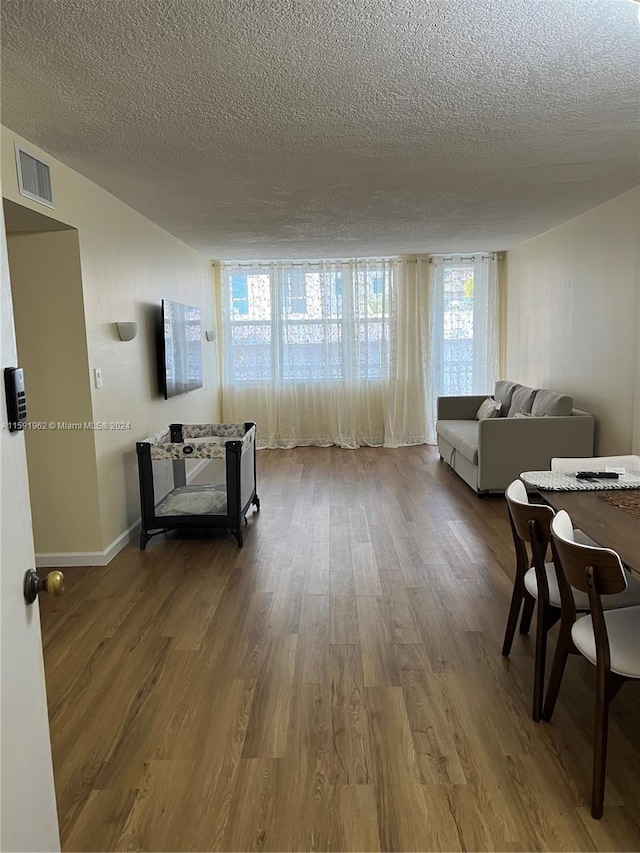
15, 144, 54, 208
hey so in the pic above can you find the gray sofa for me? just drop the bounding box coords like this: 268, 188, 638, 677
436, 380, 594, 494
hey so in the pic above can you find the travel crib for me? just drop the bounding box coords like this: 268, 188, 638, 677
136, 422, 259, 549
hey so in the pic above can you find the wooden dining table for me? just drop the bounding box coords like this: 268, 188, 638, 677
539, 489, 640, 578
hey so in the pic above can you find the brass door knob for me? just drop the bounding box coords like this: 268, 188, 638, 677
24, 570, 65, 604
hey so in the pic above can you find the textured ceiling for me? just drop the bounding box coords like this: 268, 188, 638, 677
1, 0, 639, 259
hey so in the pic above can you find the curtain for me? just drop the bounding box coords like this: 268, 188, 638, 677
384, 257, 431, 446
428, 255, 499, 427
219, 255, 497, 449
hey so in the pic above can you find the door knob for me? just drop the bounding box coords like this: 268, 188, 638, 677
24, 570, 65, 605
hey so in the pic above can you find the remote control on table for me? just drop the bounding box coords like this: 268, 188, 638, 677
575, 471, 619, 479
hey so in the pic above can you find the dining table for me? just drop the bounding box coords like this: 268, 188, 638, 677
519, 470, 640, 578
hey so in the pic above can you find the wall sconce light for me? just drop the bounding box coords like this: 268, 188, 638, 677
115, 322, 138, 341
205, 330, 216, 342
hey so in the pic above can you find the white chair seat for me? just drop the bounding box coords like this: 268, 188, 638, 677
524, 564, 640, 610
525, 562, 581, 608
572, 607, 640, 678
614, 573, 640, 607
573, 529, 599, 547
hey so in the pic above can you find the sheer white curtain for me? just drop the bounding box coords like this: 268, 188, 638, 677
384, 257, 431, 446
218, 255, 497, 448
220, 259, 395, 448
428, 255, 499, 428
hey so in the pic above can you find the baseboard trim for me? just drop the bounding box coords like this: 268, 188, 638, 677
35, 518, 141, 568
34, 459, 214, 568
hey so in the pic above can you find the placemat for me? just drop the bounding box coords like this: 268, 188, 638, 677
601, 491, 640, 519
520, 470, 640, 491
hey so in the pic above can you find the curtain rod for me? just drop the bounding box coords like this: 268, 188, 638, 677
428, 253, 498, 263
217, 253, 500, 269
219, 259, 394, 269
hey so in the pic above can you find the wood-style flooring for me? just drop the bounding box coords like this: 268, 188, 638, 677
39, 446, 640, 852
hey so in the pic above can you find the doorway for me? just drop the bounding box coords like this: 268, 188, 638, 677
0, 199, 60, 850
3, 199, 102, 558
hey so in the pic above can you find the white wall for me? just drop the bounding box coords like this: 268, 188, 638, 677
504, 187, 640, 455
8, 229, 103, 553
2, 126, 220, 555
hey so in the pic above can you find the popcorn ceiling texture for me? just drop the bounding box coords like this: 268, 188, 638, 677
1, 0, 638, 259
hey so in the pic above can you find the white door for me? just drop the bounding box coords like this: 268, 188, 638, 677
0, 199, 60, 851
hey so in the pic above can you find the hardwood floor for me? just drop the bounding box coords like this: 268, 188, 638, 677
39, 446, 640, 851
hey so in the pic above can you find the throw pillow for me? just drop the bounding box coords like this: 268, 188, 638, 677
475, 397, 502, 420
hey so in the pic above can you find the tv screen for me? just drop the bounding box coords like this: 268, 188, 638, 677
161, 300, 203, 398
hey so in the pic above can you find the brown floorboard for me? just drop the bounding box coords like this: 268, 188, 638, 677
39, 445, 640, 851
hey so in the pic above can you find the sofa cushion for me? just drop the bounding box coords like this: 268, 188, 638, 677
475, 397, 501, 419
507, 385, 537, 417
494, 380, 519, 417
531, 388, 573, 417
436, 420, 479, 464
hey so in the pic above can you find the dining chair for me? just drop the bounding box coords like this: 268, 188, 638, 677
551, 455, 640, 472
502, 479, 576, 720
545, 510, 640, 819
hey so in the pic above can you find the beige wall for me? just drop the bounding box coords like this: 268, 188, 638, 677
7, 229, 103, 552
2, 126, 219, 554
635, 261, 640, 452
504, 187, 640, 455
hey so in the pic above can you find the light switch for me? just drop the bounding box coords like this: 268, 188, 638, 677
94, 368, 103, 389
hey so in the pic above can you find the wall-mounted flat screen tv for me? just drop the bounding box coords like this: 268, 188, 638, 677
161, 300, 203, 398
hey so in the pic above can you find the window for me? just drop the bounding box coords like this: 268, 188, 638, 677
442, 265, 475, 394
231, 274, 249, 317
219, 256, 497, 449
431, 258, 494, 397
227, 273, 272, 382
283, 272, 307, 316
222, 263, 392, 384
370, 273, 384, 296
